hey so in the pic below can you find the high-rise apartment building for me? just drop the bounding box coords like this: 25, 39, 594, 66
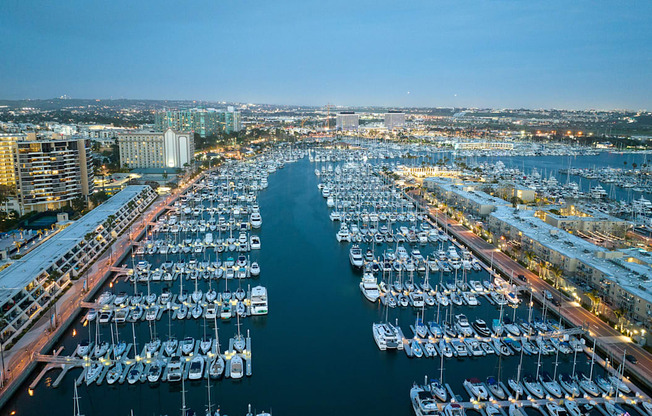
0, 133, 27, 187
117, 129, 194, 169
14, 137, 94, 212
155, 108, 242, 137
384, 111, 406, 130
336, 112, 359, 130
219, 107, 242, 134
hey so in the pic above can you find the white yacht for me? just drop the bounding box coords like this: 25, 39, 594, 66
523, 374, 545, 398
188, 355, 205, 380
545, 403, 569, 416
229, 354, 244, 379
539, 371, 563, 398
336, 224, 351, 242
463, 378, 489, 400
250, 212, 262, 228
444, 402, 466, 416
359, 273, 380, 303
454, 314, 474, 337
250, 286, 268, 315
410, 384, 440, 416
349, 244, 364, 268
166, 355, 183, 382
372, 322, 403, 350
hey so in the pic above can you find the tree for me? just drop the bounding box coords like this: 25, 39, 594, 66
46, 270, 62, 284
632, 162, 637, 169
614, 308, 626, 331
550, 265, 563, 289
538, 260, 548, 280
89, 191, 109, 206
524, 251, 536, 270
71, 196, 86, 213
587, 290, 601, 313
104, 214, 116, 231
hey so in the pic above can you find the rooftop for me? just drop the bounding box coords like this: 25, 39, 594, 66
425, 177, 507, 208
491, 205, 652, 303
0, 185, 149, 304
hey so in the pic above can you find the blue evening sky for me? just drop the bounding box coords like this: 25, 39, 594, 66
1, 0, 651, 109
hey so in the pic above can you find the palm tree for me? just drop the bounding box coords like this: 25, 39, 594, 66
587, 290, 601, 313
524, 251, 536, 270
614, 308, 626, 332
538, 260, 548, 280
550, 265, 563, 289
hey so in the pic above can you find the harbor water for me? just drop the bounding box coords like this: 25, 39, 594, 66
1, 155, 647, 416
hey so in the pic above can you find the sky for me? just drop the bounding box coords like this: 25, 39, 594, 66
1, 0, 651, 110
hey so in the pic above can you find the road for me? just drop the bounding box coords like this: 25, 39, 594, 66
408, 192, 652, 391
0, 169, 210, 401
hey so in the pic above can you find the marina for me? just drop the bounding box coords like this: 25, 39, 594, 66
3, 146, 652, 416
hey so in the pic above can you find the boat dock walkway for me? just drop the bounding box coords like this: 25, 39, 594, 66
31, 334, 253, 388
449, 395, 646, 414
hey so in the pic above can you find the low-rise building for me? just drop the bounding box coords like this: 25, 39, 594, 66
425, 176, 652, 335
424, 177, 506, 217
535, 206, 630, 238
0, 185, 157, 348
453, 141, 514, 150
513, 186, 536, 203
488, 205, 651, 330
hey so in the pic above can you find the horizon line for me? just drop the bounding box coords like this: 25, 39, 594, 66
0, 96, 648, 113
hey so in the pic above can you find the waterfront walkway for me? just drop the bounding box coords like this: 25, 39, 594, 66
407, 191, 652, 392
0, 169, 211, 405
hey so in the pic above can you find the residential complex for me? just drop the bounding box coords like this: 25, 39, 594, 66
453, 141, 514, 150
0, 133, 24, 187
424, 176, 652, 334
154, 107, 242, 137
0, 185, 157, 348
14, 136, 94, 212
117, 128, 195, 169
336, 112, 359, 131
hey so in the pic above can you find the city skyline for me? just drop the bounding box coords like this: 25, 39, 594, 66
1, 0, 651, 110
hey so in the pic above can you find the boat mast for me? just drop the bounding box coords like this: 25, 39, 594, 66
181, 375, 187, 416
439, 339, 445, 382
571, 344, 578, 379
589, 337, 596, 380
515, 342, 524, 400
73, 382, 83, 416
132, 322, 138, 359
535, 341, 542, 380
206, 362, 213, 416
553, 340, 560, 380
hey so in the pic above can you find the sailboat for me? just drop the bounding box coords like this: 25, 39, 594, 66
209, 315, 225, 379
229, 354, 244, 379
73, 383, 84, 416
577, 338, 600, 396
429, 352, 447, 402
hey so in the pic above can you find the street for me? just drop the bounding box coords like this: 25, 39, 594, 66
417, 197, 652, 390
0, 169, 210, 401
